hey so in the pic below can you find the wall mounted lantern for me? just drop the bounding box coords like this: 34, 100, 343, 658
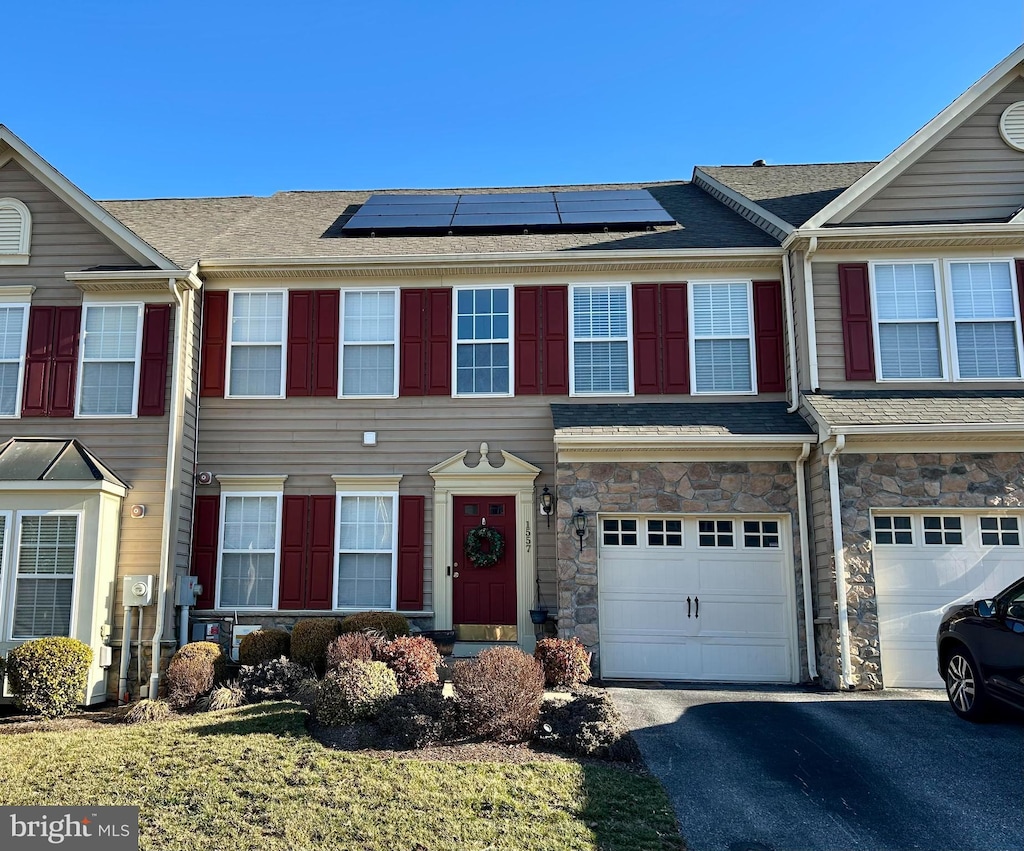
539, 485, 554, 527
572, 507, 587, 552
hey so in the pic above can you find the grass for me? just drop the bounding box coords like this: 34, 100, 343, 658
0, 702, 683, 851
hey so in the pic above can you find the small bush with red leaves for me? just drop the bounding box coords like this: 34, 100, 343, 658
165, 642, 226, 708
290, 618, 344, 676
533, 637, 592, 688
378, 636, 442, 692
326, 632, 386, 671
451, 646, 545, 743
339, 611, 411, 640
237, 628, 291, 666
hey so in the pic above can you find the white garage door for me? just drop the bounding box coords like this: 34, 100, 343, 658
598, 515, 797, 682
873, 511, 1024, 688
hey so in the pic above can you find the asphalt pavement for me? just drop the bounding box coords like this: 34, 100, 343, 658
608, 684, 1023, 851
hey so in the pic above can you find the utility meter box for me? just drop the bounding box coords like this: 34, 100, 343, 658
122, 575, 155, 607
175, 575, 203, 606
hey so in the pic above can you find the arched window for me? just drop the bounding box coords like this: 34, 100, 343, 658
0, 198, 31, 264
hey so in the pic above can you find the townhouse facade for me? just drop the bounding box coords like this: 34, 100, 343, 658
3, 44, 1024, 702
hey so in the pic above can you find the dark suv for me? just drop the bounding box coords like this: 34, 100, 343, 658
936, 577, 1024, 721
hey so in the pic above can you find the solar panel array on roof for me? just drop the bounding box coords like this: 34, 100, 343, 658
341, 189, 676, 235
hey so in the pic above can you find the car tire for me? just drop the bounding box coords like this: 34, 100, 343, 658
945, 647, 989, 721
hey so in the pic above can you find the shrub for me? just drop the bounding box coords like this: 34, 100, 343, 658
122, 699, 173, 725
238, 656, 306, 703
451, 647, 544, 743
379, 636, 442, 692
293, 678, 321, 709
165, 641, 226, 708
376, 686, 455, 748
200, 682, 246, 712
291, 619, 343, 675
339, 611, 410, 640
326, 632, 380, 671
6, 637, 93, 718
535, 692, 640, 761
237, 629, 291, 666
315, 661, 398, 726
534, 637, 592, 688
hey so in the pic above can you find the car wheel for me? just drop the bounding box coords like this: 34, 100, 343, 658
945, 648, 989, 721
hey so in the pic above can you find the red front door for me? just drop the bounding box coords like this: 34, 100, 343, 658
452, 495, 516, 627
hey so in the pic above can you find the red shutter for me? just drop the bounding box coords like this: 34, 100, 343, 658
753, 281, 786, 393
541, 286, 569, 394
287, 291, 313, 397
661, 283, 690, 394
399, 288, 426, 396
515, 286, 541, 395
425, 288, 451, 396
48, 306, 80, 417
138, 304, 171, 416
838, 263, 875, 381
200, 291, 229, 397
312, 291, 340, 397
191, 495, 220, 609
279, 495, 308, 609
21, 306, 54, 417
396, 494, 425, 610
307, 495, 335, 609
632, 284, 661, 394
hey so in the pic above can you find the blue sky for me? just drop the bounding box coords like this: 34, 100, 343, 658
5, 2, 1023, 198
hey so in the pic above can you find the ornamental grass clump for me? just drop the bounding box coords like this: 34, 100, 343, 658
339, 611, 410, 640
201, 682, 246, 712
237, 628, 291, 665
6, 637, 93, 718
165, 641, 226, 709
533, 637, 592, 689
290, 618, 344, 676
238, 656, 306, 703
452, 646, 545, 743
122, 699, 174, 725
315, 660, 398, 725
379, 636, 442, 692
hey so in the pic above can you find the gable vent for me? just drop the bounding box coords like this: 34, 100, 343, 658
999, 102, 1024, 152
0, 207, 22, 252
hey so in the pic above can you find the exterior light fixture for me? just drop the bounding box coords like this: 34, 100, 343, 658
572, 507, 587, 552
539, 485, 554, 527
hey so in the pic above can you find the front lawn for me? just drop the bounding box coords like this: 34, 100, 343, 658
0, 702, 683, 851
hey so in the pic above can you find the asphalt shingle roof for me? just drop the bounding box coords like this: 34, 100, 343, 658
699, 163, 878, 227
551, 402, 814, 436
0, 438, 128, 485
804, 390, 1024, 427
99, 181, 780, 267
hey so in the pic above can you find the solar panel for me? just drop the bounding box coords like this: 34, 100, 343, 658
341, 189, 676, 234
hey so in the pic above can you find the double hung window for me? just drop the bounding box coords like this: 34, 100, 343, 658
454, 287, 511, 395
218, 494, 281, 608
0, 304, 27, 416
872, 263, 943, 380
340, 289, 397, 397
10, 514, 78, 640
335, 493, 397, 609
228, 291, 286, 397
77, 304, 142, 416
571, 284, 631, 395
690, 282, 755, 394
948, 261, 1021, 379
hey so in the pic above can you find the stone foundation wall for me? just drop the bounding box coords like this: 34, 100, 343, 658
832, 451, 1024, 689
555, 460, 804, 678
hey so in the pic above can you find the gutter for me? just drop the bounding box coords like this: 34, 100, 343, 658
782, 251, 799, 413
803, 237, 820, 391
826, 434, 854, 688
795, 442, 817, 680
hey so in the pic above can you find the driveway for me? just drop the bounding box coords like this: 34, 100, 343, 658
609, 685, 1023, 851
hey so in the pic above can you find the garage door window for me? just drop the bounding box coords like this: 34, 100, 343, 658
646, 519, 682, 547
698, 519, 734, 547
873, 515, 912, 545
602, 518, 637, 546
923, 516, 963, 545
980, 516, 1020, 546
743, 520, 780, 548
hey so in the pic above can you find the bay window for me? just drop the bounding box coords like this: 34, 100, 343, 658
10, 513, 78, 640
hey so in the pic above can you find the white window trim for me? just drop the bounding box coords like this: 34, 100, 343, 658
0, 198, 31, 265
688, 279, 758, 396
5, 510, 82, 641
943, 258, 1024, 382
451, 285, 514, 398
215, 491, 284, 611
568, 282, 634, 397
75, 302, 144, 418
697, 518, 737, 548
869, 260, 947, 383
333, 489, 399, 612
0, 509, 11, 638
338, 286, 399, 399
0, 302, 30, 419
225, 289, 287, 399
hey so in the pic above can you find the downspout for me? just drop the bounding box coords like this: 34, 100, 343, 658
795, 442, 817, 680
782, 251, 799, 413
827, 433, 854, 688
117, 605, 133, 704
149, 279, 186, 698
803, 236, 820, 392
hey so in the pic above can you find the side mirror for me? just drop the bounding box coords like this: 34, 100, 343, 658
976, 599, 998, 618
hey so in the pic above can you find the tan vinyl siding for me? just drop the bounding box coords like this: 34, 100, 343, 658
845, 76, 1024, 225
789, 250, 812, 390
175, 288, 201, 576
803, 439, 835, 617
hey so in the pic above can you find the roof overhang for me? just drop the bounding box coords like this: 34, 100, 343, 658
691, 168, 795, 241
554, 431, 816, 462
784, 222, 1024, 253
65, 266, 203, 294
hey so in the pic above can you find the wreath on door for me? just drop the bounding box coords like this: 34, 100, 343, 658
465, 525, 505, 567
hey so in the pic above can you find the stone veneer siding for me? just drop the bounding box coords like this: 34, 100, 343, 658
824, 451, 1024, 690
555, 460, 805, 678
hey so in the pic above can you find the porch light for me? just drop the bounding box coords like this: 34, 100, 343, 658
539, 485, 554, 527
572, 507, 588, 552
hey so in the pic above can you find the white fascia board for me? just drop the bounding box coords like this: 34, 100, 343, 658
832, 422, 1024, 437
785, 221, 1024, 248
803, 47, 1024, 230
0, 480, 128, 497
65, 268, 203, 293
554, 433, 818, 450
692, 168, 795, 237
0, 126, 179, 271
